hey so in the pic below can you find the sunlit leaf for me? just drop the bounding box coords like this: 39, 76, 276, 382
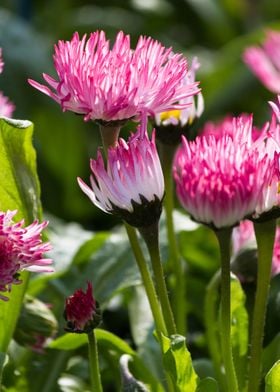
265, 360, 280, 392
162, 334, 198, 391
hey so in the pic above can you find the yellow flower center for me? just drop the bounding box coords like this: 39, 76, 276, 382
160, 110, 181, 122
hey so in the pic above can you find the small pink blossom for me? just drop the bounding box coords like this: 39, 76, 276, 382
155, 57, 204, 127
64, 282, 101, 333
0, 91, 15, 117
28, 31, 200, 123
78, 119, 164, 227
232, 220, 280, 277
173, 116, 277, 229
0, 210, 52, 301
243, 30, 280, 93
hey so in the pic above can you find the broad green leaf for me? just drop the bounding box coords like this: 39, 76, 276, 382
50, 330, 163, 391
49, 329, 135, 354
0, 118, 42, 353
265, 360, 280, 392
0, 118, 41, 221
59, 227, 141, 304
162, 334, 198, 391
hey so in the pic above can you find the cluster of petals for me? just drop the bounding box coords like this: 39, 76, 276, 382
243, 30, 280, 93
200, 114, 261, 142
0, 48, 15, 117
78, 121, 164, 216
173, 115, 279, 229
0, 210, 52, 301
154, 57, 204, 127
64, 282, 97, 331
28, 30, 200, 123
232, 220, 280, 277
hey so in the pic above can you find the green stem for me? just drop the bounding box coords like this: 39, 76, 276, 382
205, 270, 226, 390
160, 143, 186, 336
215, 228, 239, 392
88, 330, 103, 392
247, 219, 276, 392
124, 223, 167, 336
99, 125, 120, 155
139, 222, 177, 336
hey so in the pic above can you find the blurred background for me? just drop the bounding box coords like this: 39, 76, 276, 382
0, 0, 280, 228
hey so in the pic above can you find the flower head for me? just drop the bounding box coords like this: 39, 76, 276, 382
154, 57, 204, 144
0, 210, 52, 301
28, 31, 199, 124
243, 30, 280, 93
173, 116, 277, 229
78, 119, 164, 228
64, 282, 101, 334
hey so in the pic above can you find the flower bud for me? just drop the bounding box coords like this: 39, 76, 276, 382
64, 282, 101, 334
14, 295, 58, 353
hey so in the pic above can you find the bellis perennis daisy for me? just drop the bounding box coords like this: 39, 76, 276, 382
78, 118, 164, 228
0, 210, 52, 301
154, 57, 204, 145
173, 115, 279, 229
28, 30, 199, 125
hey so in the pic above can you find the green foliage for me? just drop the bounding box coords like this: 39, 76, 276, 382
162, 334, 198, 391
265, 360, 280, 392
230, 276, 248, 390
0, 118, 42, 353
50, 329, 164, 391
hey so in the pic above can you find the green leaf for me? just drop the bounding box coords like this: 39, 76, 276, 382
58, 227, 141, 304
263, 333, 280, 377
49, 329, 135, 354
50, 330, 163, 391
196, 377, 218, 392
0, 118, 41, 222
162, 334, 198, 391
265, 360, 280, 392
0, 118, 42, 353
229, 275, 248, 390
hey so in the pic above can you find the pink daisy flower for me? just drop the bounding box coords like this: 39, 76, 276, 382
64, 282, 101, 333
243, 30, 280, 93
173, 116, 277, 229
78, 119, 164, 227
28, 31, 200, 124
0, 210, 52, 301
155, 57, 204, 128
